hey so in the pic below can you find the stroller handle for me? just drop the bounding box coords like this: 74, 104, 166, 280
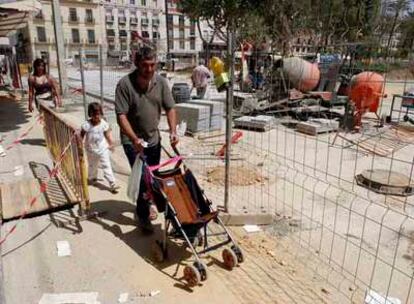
161, 144, 181, 158
161, 144, 183, 170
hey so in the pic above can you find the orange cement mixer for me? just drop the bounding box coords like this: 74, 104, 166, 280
348, 71, 385, 127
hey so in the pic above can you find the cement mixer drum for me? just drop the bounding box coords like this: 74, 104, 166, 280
349, 71, 385, 114
282, 57, 320, 92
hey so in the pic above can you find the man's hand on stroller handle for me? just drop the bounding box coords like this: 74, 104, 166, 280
170, 132, 179, 147
132, 138, 148, 152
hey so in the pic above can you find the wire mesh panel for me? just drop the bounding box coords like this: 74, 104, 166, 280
212, 43, 414, 302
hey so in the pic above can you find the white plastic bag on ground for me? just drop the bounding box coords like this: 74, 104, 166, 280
127, 157, 142, 203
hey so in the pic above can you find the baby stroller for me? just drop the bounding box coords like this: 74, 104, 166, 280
145, 147, 244, 287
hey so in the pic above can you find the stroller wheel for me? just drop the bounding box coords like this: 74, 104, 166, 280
183, 265, 201, 287
193, 261, 208, 281
231, 245, 245, 263
151, 241, 165, 263
222, 248, 238, 270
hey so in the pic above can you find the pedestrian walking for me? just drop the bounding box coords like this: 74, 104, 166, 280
81, 102, 119, 194
191, 63, 211, 99
115, 46, 178, 233
28, 58, 61, 112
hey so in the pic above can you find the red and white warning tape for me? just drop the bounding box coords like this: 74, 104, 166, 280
1, 114, 43, 152
0, 133, 75, 245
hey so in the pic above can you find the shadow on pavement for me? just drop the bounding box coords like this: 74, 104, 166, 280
0, 97, 31, 134
20, 138, 46, 147
89, 199, 196, 290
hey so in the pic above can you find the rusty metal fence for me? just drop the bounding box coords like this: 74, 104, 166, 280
40, 102, 90, 212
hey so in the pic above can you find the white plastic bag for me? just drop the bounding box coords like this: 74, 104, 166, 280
127, 156, 143, 203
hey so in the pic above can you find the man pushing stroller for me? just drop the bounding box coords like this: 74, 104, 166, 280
115, 46, 178, 233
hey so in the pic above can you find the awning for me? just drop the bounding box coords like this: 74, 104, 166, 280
0, 0, 41, 37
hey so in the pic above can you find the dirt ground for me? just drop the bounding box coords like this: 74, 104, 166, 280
2, 78, 414, 303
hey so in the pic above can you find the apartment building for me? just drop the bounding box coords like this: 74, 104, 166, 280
166, 0, 202, 67
21, 0, 103, 65
102, 0, 165, 61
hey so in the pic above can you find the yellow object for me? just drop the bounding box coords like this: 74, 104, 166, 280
214, 73, 229, 92
209, 56, 225, 77
209, 56, 229, 92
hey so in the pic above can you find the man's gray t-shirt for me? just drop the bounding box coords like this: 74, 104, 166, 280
115, 70, 175, 146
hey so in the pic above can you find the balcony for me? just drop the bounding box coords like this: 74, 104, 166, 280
70, 39, 82, 45
34, 37, 50, 44
106, 29, 115, 37
119, 30, 128, 39
68, 16, 79, 23
130, 17, 138, 24
85, 17, 95, 24
152, 19, 160, 27
118, 16, 126, 24
141, 18, 149, 26
106, 15, 114, 23
84, 39, 97, 45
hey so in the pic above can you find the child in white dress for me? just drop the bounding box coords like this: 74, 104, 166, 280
81, 102, 119, 193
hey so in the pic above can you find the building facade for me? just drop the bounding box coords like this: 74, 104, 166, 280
165, 0, 202, 68
22, 0, 103, 66
102, 0, 166, 63
19, 0, 223, 68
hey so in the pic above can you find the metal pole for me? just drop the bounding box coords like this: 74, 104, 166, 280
224, 26, 235, 213
99, 44, 104, 105
164, 0, 170, 66
79, 48, 88, 120
51, 0, 68, 97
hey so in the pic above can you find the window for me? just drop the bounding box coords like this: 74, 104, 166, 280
190, 19, 195, 35
179, 15, 184, 27
190, 37, 195, 50
69, 8, 78, 22
87, 30, 95, 43
152, 32, 159, 40
141, 0, 146, 5
168, 29, 173, 38
85, 9, 93, 23
179, 40, 184, 49
119, 30, 127, 37
168, 39, 174, 50
130, 0, 135, 4
72, 29, 80, 43
153, 0, 157, 7
37, 27, 46, 42
179, 29, 184, 38
142, 31, 149, 38
118, 10, 126, 23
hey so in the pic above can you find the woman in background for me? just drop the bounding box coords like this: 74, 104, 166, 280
28, 58, 61, 112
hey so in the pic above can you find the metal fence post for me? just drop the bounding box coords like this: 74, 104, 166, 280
99, 45, 104, 106
79, 47, 88, 120
224, 26, 235, 213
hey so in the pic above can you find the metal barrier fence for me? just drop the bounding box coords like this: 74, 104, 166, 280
47, 44, 414, 302
40, 102, 90, 212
